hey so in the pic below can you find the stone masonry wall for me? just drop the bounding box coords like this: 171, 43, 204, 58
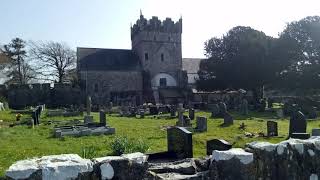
6, 137, 320, 180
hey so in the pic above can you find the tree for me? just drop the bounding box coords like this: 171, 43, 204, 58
198, 26, 274, 91
30, 41, 76, 83
275, 16, 320, 89
1, 38, 35, 84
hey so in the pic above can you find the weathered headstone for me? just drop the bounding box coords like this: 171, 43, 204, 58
267, 121, 278, 136
276, 109, 284, 119
167, 127, 193, 159
206, 139, 232, 155
177, 103, 184, 126
196, 116, 207, 132
218, 102, 227, 116
99, 110, 106, 126
241, 99, 248, 115
149, 106, 159, 115
170, 106, 176, 117
211, 104, 220, 118
139, 109, 144, 119
84, 96, 93, 124
223, 112, 233, 125
312, 129, 320, 136
289, 111, 306, 137
188, 108, 195, 120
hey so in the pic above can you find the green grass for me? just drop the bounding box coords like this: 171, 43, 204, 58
1, 109, 320, 176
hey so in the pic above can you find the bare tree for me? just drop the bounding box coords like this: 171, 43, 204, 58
30, 41, 76, 83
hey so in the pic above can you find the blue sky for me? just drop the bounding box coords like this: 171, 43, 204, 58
1, 0, 320, 58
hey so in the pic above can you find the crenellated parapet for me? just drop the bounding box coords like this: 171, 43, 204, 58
131, 14, 182, 40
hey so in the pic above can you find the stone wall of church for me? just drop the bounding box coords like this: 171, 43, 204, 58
80, 70, 143, 105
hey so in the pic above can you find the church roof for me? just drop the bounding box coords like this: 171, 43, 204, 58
77, 48, 141, 71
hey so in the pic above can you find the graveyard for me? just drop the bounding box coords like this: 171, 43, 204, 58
1, 106, 320, 177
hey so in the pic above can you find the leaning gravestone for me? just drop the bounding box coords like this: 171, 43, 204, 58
196, 116, 207, 132
289, 111, 307, 138
206, 139, 232, 155
267, 121, 278, 136
188, 108, 195, 120
167, 126, 193, 159
223, 112, 233, 125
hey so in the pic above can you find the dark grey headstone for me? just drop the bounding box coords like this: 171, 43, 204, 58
267, 121, 278, 136
223, 112, 233, 125
167, 127, 193, 159
218, 102, 227, 116
206, 139, 232, 155
149, 106, 159, 115
312, 128, 320, 136
289, 111, 306, 137
196, 116, 207, 132
189, 108, 195, 120
211, 104, 220, 118
99, 110, 106, 126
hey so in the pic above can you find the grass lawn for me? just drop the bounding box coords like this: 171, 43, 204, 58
1, 109, 320, 176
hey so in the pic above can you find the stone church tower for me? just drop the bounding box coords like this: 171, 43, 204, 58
131, 13, 186, 103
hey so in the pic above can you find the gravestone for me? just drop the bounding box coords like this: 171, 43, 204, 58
149, 106, 159, 115
84, 96, 93, 124
211, 104, 220, 118
312, 129, 320, 136
289, 111, 306, 137
31, 110, 38, 125
312, 128, 320, 136
223, 112, 233, 125
241, 99, 248, 115
276, 109, 284, 119
218, 102, 227, 116
177, 103, 184, 126
170, 106, 176, 117
267, 121, 278, 136
99, 110, 106, 126
206, 139, 232, 155
196, 116, 207, 132
188, 108, 195, 120
167, 127, 193, 159
139, 109, 145, 118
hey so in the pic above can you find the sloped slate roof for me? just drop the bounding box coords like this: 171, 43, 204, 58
78, 47, 141, 71
182, 58, 202, 74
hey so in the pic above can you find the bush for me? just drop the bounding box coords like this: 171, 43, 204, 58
110, 136, 149, 156
80, 146, 97, 159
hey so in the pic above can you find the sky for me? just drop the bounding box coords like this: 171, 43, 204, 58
0, 0, 320, 59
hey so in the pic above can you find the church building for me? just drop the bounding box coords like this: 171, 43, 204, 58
77, 13, 198, 105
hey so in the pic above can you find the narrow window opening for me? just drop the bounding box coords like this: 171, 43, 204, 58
145, 53, 149, 61
161, 54, 164, 61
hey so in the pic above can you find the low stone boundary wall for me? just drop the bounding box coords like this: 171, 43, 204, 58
6, 137, 320, 179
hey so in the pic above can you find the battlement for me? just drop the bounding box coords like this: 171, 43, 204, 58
131, 14, 182, 39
